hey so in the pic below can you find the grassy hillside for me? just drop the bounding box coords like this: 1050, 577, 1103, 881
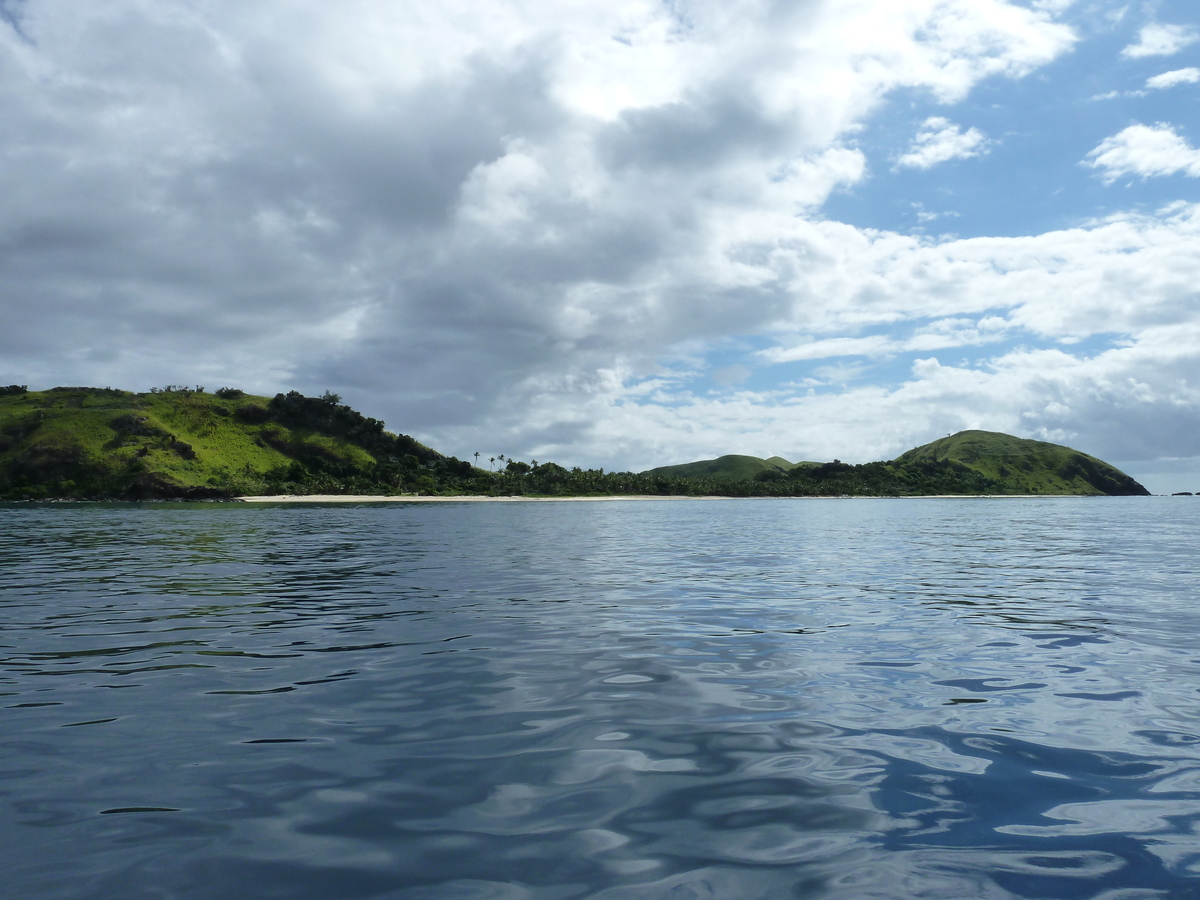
0, 387, 1150, 499
647, 454, 821, 481
646, 454, 791, 482
645, 431, 1149, 496
765, 456, 819, 471
894, 430, 1146, 496
0, 386, 479, 500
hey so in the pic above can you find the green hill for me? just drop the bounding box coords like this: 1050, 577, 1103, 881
0, 386, 481, 500
647, 454, 821, 481
643, 431, 1149, 496
646, 454, 791, 482
892, 430, 1146, 496
765, 456, 819, 471
0, 386, 1151, 500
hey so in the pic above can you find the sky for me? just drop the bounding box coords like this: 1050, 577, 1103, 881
1, 0, 1198, 491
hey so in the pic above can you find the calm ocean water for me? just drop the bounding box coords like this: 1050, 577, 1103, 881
3, 497, 1200, 899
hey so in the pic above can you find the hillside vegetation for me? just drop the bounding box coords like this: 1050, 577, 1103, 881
646, 429, 1148, 497
0, 386, 475, 500
648, 454, 819, 481
893, 430, 1144, 495
0, 386, 1149, 499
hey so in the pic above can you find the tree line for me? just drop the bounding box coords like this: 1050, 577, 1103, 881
257, 452, 1024, 498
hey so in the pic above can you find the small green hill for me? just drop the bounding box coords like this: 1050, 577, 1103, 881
646, 454, 792, 482
643, 430, 1149, 496
0, 386, 481, 500
765, 456, 819, 471
644, 453, 830, 481
893, 430, 1147, 496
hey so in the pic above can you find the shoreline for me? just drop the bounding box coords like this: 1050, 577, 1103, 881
238, 494, 729, 503
237, 493, 1098, 503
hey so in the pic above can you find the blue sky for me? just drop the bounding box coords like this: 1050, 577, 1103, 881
1, 0, 1198, 490
827, 4, 1200, 238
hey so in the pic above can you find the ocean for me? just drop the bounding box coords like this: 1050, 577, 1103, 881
3, 497, 1199, 899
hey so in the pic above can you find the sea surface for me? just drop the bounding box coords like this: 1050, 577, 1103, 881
3, 497, 1200, 900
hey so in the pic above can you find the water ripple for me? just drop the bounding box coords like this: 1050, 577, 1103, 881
2, 498, 1200, 898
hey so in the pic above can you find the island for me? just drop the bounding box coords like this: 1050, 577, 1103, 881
0, 385, 1150, 500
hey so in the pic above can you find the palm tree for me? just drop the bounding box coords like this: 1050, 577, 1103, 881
489, 457, 495, 471
474, 452, 480, 469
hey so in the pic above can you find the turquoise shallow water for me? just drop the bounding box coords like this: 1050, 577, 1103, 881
2, 497, 1200, 899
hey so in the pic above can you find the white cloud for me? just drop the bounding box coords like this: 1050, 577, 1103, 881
711, 364, 750, 386
758, 318, 1005, 364
1120, 23, 1198, 59
913, 205, 959, 222
10, 0, 1198, 485
0, 0, 1076, 401
895, 117, 988, 170
1032, 0, 1077, 13
499, 321, 1200, 477
432, 201, 1200, 473
1085, 124, 1200, 182
760, 335, 899, 363
1146, 68, 1200, 90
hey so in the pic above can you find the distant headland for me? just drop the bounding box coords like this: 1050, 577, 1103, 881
0, 385, 1150, 500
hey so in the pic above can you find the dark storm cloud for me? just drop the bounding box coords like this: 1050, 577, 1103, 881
600, 92, 798, 173
229, 54, 561, 231
0, 8, 581, 399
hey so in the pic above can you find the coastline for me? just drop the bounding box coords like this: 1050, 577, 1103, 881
236, 493, 1095, 503
237, 494, 731, 503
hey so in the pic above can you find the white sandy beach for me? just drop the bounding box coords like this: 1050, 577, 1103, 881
236, 493, 1084, 503
237, 494, 734, 503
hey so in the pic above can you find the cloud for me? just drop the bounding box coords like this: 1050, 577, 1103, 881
436, 201, 1200, 474
0, 0, 1074, 402
500, 322, 1200, 477
913, 204, 960, 223
760, 335, 900, 363
1085, 124, 1200, 182
1146, 68, 1200, 90
894, 117, 988, 170
711, 364, 751, 386
1120, 23, 1198, 59
759, 320, 1005, 365
8, 0, 1196, 487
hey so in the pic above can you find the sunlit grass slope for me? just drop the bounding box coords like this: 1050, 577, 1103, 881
894, 430, 1145, 496
0, 388, 1150, 499
645, 430, 1149, 496
646, 454, 790, 482
647, 455, 828, 481
0, 386, 461, 500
